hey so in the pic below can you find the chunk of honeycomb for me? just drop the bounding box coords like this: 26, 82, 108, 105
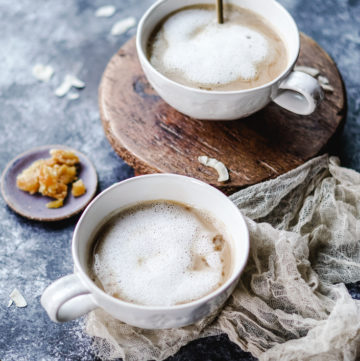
16, 149, 86, 209
50, 149, 79, 165
71, 179, 86, 197
38, 164, 68, 200
16, 160, 43, 194
46, 199, 64, 209
55, 164, 77, 184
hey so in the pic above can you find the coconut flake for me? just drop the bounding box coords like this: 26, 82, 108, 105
32, 64, 54, 82
320, 83, 334, 92
317, 75, 333, 92
295, 66, 334, 93
69, 75, 85, 89
95, 5, 116, 17
9, 288, 27, 308
318, 75, 330, 85
7, 299, 13, 307
198, 156, 229, 182
294, 65, 320, 77
111, 17, 136, 36
55, 77, 72, 97
55, 75, 85, 97
67, 92, 79, 100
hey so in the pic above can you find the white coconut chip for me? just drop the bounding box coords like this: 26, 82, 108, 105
295, 66, 334, 93
55, 75, 85, 97
317, 75, 334, 92
9, 288, 27, 308
294, 65, 320, 77
198, 156, 229, 182
55, 77, 72, 97
320, 83, 334, 92
67, 92, 80, 100
69, 75, 85, 89
7, 299, 13, 307
318, 75, 330, 85
95, 5, 116, 17
32, 64, 54, 82
111, 17, 136, 36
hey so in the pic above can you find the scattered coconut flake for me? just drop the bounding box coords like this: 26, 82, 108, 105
32, 64, 54, 82
295, 66, 334, 93
69, 75, 85, 89
317, 75, 333, 92
55, 77, 72, 97
320, 83, 334, 92
67, 92, 80, 100
198, 155, 229, 182
318, 75, 330, 85
9, 288, 27, 308
55, 75, 85, 97
294, 65, 320, 77
7, 299, 13, 307
111, 17, 136, 36
95, 5, 116, 17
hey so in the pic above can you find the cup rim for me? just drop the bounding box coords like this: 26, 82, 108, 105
136, 0, 300, 95
72, 173, 250, 311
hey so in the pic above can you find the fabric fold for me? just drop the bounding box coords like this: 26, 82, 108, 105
86, 155, 360, 361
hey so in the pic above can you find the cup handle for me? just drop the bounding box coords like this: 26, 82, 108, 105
271, 71, 324, 115
41, 274, 97, 322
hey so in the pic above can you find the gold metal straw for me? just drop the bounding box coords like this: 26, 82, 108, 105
217, 0, 224, 24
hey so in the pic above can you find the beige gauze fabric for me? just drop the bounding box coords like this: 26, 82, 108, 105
85, 155, 360, 361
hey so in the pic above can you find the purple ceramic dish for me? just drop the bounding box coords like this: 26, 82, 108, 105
1, 145, 98, 221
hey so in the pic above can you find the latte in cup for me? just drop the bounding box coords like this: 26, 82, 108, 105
88, 200, 232, 307
147, 4, 288, 91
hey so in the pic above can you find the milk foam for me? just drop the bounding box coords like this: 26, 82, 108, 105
92, 202, 228, 306
150, 9, 269, 85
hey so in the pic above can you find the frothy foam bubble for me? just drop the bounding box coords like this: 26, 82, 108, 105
151, 9, 269, 85
93, 202, 227, 306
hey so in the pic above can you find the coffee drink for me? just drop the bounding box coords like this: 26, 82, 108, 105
88, 200, 232, 307
147, 4, 287, 91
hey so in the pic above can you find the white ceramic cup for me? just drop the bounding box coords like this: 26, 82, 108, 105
136, 0, 324, 120
41, 174, 249, 329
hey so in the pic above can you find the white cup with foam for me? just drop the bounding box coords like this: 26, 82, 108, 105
136, 0, 324, 120
41, 174, 249, 329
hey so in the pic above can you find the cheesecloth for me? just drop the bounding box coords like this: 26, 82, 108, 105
85, 155, 360, 361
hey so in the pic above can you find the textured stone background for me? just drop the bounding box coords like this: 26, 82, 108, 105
0, 0, 359, 360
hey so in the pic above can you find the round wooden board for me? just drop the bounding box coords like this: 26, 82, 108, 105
99, 34, 346, 194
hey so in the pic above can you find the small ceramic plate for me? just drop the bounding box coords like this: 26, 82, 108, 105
1, 145, 98, 221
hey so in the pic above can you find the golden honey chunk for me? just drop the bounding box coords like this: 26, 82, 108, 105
16, 160, 43, 194
46, 199, 64, 209
38, 164, 69, 200
50, 149, 79, 165
16, 148, 86, 208
57, 164, 77, 184
71, 179, 86, 197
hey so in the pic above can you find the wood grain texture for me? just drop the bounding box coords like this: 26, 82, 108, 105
99, 34, 346, 194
